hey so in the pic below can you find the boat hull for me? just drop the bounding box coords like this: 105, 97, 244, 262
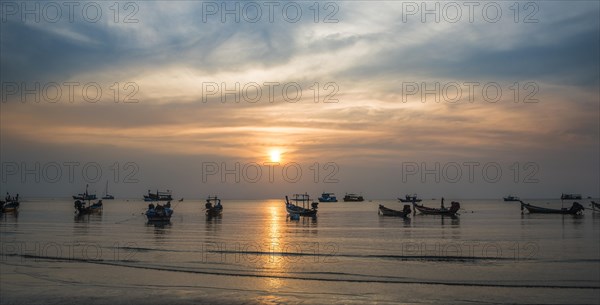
343, 198, 364, 202
378, 204, 411, 217
74, 201, 103, 215
145, 210, 173, 221
144, 196, 172, 202
413, 202, 460, 216
285, 203, 317, 217
318, 198, 338, 202
398, 198, 422, 203
73, 195, 97, 200
521, 201, 584, 215
206, 207, 223, 217
2, 201, 19, 213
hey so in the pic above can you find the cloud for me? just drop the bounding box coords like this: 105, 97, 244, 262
1, 1, 598, 198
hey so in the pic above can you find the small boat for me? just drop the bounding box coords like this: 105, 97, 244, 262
285, 194, 318, 217
1, 193, 20, 213
144, 189, 173, 202
503, 195, 520, 202
398, 194, 422, 202
520, 200, 584, 215
73, 193, 97, 200
74, 199, 103, 215
145, 202, 173, 221
413, 198, 460, 216
343, 193, 364, 202
318, 192, 338, 202
73, 184, 97, 200
205, 196, 223, 217
378, 204, 411, 217
561, 193, 582, 200
591, 201, 600, 211
101, 181, 115, 200
1, 200, 20, 213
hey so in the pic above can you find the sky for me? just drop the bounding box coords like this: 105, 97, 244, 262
1, 1, 599, 199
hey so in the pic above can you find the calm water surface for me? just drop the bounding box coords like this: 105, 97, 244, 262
1, 198, 599, 304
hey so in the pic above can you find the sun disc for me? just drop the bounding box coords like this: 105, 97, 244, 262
269, 150, 281, 163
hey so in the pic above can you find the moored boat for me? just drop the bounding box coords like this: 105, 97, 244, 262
144, 189, 173, 202
285, 194, 318, 217
503, 195, 520, 202
1, 200, 20, 213
74, 199, 103, 215
205, 196, 223, 217
343, 193, 364, 202
73, 184, 97, 200
145, 202, 173, 222
561, 193, 582, 200
1, 193, 20, 213
398, 194, 422, 202
73, 193, 97, 200
413, 198, 460, 216
520, 200, 584, 215
378, 204, 411, 217
318, 192, 338, 202
101, 181, 115, 200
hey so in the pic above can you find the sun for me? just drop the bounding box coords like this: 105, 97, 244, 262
269, 149, 282, 163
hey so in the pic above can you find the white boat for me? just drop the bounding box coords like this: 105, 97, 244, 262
102, 181, 115, 200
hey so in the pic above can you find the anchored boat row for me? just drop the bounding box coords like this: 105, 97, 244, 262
2, 188, 598, 221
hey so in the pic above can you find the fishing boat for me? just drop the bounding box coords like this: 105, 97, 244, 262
503, 195, 520, 202
74, 199, 103, 215
520, 200, 584, 215
101, 181, 115, 200
72, 185, 97, 200
378, 204, 411, 217
561, 193, 582, 200
1, 193, 20, 213
145, 202, 173, 222
318, 192, 338, 202
398, 194, 422, 202
413, 198, 460, 216
1, 200, 20, 213
143, 189, 173, 202
205, 196, 223, 217
285, 194, 318, 217
343, 193, 364, 202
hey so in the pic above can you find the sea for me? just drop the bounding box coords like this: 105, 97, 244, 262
1, 198, 599, 305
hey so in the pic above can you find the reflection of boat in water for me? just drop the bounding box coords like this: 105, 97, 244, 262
520, 200, 584, 215
503, 195, 520, 202
285, 194, 318, 218
413, 198, 460, 216
74, 199, 103, 215
343, 193, 364, 202
205, 196, 223, 217
318, 192, 338, 202
398, 194, 422, 202
145, 202, 173, 222
102, 181, 115, 200
378, 204, 411, 217
561, 193, 582, 200
144, 189, 173, 202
